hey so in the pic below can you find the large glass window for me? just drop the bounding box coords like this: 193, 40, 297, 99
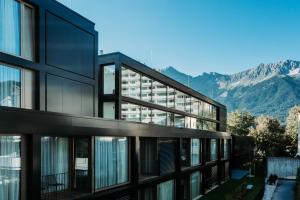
185, 116, 191, 129
121, 102, 140, 122
191, 139, 201, 166
103, 102, 115, 119
152, 81, 167, 107
185, 95, 191, 113
190, 117, 197, 129
0, 64, 34, 109
191, 97, 199, 115
175, 90, 185, 111
167, 112, 174, 127
141, 76, 152, 102
103, 65, 115, 94
41, 137, 69, 194
210, 139, 217, 161
0, 136, 21, 200
190, 171, 202, 200
157, 180, 174, 200
159, 139, 176, 175
95, 137, 128, 189
74, 137, 89, 192
167, 86, 175, 108
121, 67, 141, 99
174, 114, 184, 128
140, 138, 158, 178
181, 139, 191, 168
141, 106, 152, 124
0, 0, 35, 60
152, 109, 167, 126
224, 139, 230, 159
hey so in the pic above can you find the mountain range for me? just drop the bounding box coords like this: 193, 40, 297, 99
160, 60, 300, 123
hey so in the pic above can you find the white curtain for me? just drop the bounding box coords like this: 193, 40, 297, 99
0, 0, 20, 56
22, 5, 34, 60
157, 180, 174, 200
41, 137, 69, 191
191, 139, 200, 166
0, 136, 21, 200
190, 171, 201, 200
0, 64, 21, 107
95, 137, 128, 189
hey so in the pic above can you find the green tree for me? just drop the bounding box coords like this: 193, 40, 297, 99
250, 115, 291, 157
286, 105, 300, 155
227, 110, 255, 136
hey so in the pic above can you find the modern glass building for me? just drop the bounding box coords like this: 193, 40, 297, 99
0, 0, 231, 200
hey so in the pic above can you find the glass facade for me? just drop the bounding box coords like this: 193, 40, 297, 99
103, 65, 115, 94
0, 0, 34, 60
190, 171, 202, 200
157, 180, 174, 200
0, 136, 21, 200
103, 102, 115, 119
121, 102, 140, 122
0, 64, 34, 109
41, 137, 69, 193
95, 137, 128, 189
224, 139, 230, 159
140, 138, 158, 178
191, 139, 201, 166
152, 109, 167, 126
120, 66, 219, 130
210, 139, 217, 161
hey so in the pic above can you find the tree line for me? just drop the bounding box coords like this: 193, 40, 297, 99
227, 106, 300, 158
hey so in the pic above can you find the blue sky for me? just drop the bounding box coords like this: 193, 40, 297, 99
58, 0, 300, 75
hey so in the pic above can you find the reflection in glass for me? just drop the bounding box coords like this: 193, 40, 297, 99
95, 137, 128, 189
121, 67, 141, 99
224, 139, 230, 159
23, 4, 34, 60
191, 97, 199, 115
152, 109, 167, 126
167, 86, 175, 108
175, 90, 185, 111
0, 65, 21, 107
103, 65, 115, 94
167, 112, 174, 127
190, 171, 201, 199
141, 76, 152, 102
140, 138, 158, 178
210, 139, 217, 161
185, 116, 191, 128
185, 95, 191, 113
121, 102, 140, 122
190, 117, 197, 129
191, 139, 200, 166
152, 81, 167, 107
141, 106, 152, 124
181, 139, 190, 168
103, 102, 115, 119
157, 180, 174, 200
0, 136, 21, 200
174, 114, 184, 128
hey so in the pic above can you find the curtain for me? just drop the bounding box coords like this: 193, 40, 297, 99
140, 138, 157, 175
0, 136, 21, 200
210, 139, 217, 161
0, 64, 21, 107
157, 180, 174, 200
190, 171, 201, 200
0, 0, 20, 56
41, 137, 69, 192
95, 137, 128, 189
191, 139, 200, 166
22, 5, 34, 60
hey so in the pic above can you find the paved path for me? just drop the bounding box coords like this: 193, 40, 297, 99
272, 180, 295, 200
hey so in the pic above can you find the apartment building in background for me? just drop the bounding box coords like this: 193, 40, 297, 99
0, 0, 231, 199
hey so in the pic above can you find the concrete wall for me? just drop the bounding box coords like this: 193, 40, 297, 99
267, 157, 300, 179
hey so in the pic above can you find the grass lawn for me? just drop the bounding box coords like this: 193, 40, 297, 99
201, 177, 264, 200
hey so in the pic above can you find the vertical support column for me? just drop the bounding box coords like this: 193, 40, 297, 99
27, 135, 41, 200
131, 137, 139, 185
201, 139, 207, 194
115, 58, 122, 120
175, 138, 182, 200
217, 139, 222, 185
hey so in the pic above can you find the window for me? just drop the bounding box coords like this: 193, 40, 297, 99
181, 139, 191, 168
191, 139, 201, 166
140, 138, 158, 178
0, 64, 34, 109
74, 137, 89, 192
190, 117, 197, 129
141, 76, 152, 102
95, 137, 128, 189
210, 139, 217, 161
152, 109, 167, 126
121, 102, 140, 122
191, 97, 199, 115
196, 119, 203, 130
157, 180, 174, 200
103, 65, 115, 94
159, 139, 176, 175
103, 102, 115, 119
185, 95, 191, 113
185, 116, 191, 128
167, 86, 175, 108
174, 114, 184, 128
141, 106, 152, 124
167, 112, 174, 127
0, 0, 35, 60
0, 136, 21, 200
175, 90, 185, 111
41, 137, 69, 195
224, 139, 230, 159
190, 171, 202, 200
152, 81, 167, 107
121, 67, 140, 99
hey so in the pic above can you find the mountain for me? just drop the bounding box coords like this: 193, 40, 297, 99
160, 60, 300, 123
